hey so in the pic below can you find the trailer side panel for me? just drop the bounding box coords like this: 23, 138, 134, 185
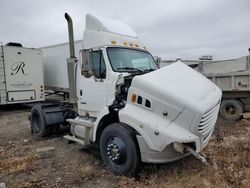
40, 40, 82, 92
2, 46, 44, 104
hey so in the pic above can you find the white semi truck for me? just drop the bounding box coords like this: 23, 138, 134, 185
0, 43, 44, 105
30, 13, 222, 175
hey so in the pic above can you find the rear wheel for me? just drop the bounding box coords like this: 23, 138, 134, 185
30, 105, 51, 137
99, 123, 140, 176
220, 99, 243, 120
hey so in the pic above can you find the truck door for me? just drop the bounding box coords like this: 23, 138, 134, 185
77, 50, 109, 117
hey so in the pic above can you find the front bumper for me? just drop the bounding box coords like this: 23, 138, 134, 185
137, 135, 191, 163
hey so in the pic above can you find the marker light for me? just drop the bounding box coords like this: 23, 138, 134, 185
131, 94, 137, 103
123, 42, 128, 46
111, 41, 117, 45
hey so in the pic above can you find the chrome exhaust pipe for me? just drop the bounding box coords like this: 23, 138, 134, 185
65, 13, 75, 58
65, 13, 77, 104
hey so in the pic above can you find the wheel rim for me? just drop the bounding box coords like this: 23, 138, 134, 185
225, 105, 236, 115
32, 113, 41, 134
106, 136, 127, 165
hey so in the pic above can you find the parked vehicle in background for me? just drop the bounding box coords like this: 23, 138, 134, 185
0, 42, 44, 105
40, 40, 82, 97
160, 52, 250, 121
200, 54, 250, 120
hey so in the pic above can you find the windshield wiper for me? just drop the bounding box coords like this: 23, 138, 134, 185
117, 67, 143, 73
143, 68, 156, 72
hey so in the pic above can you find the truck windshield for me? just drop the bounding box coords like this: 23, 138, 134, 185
107, 47, 157, 73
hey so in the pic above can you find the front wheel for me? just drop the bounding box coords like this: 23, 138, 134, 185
99, 123, 140, 176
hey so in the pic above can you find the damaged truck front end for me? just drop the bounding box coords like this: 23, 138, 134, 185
119, 61, 222, 163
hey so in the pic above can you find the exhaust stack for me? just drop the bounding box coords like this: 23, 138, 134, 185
65, 13, 76, 58
65, 13, 77, 104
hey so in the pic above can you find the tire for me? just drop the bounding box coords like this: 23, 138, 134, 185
219, 99, 243, 120
99, 123, 140, 176
30, 105, 51, 137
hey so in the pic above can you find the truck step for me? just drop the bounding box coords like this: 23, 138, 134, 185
63, 135, 86, 146
65, 116, 96, 146
66, 116, 96, 128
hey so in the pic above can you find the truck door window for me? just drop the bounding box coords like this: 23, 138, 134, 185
91, 51, 106, 79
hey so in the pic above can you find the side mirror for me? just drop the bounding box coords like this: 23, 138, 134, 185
153, 56, 161, 68
81, 50, 93, 78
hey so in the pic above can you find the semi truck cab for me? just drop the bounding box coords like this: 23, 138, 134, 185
30, 13, 222, 175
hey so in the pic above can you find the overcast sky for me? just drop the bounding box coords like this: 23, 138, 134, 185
0, 0, 249, 60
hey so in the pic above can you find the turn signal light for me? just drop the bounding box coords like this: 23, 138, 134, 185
131, 94, 137, 103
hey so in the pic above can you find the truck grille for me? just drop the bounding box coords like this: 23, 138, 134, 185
198, 101, 220, 145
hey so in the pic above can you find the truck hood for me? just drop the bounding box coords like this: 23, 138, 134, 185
120, 62, 221, 152
130, 61, 221, 111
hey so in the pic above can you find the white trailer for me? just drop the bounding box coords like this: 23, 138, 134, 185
0, 43, 44, 105
40, 40, 83, 94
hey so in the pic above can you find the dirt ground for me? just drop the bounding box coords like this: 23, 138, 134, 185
0, 104, 249, 188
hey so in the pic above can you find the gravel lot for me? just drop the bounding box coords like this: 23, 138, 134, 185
0, 104, 249, 188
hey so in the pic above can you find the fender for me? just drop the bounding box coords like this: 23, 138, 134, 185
119, 102, 202, 152
92, 106, 110, 142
